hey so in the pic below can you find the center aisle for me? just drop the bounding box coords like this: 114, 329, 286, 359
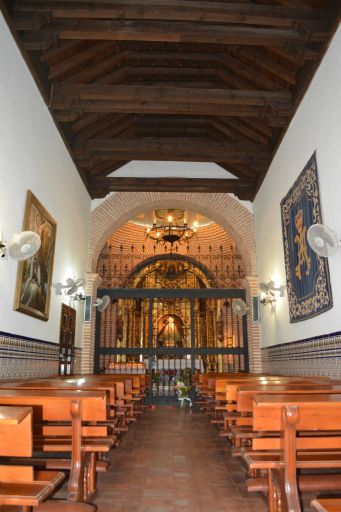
96, 407, 267, 512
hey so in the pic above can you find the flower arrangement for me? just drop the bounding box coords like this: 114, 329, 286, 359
175, 369, 193, 407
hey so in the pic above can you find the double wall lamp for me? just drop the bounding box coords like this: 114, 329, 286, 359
259, 280, 285, 306
54, 277, 86, 302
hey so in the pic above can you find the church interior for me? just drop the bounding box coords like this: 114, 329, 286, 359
0, 1, 341, 511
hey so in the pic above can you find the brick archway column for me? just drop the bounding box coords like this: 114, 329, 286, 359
81, 272, 100, 374
243, 275, 262, 373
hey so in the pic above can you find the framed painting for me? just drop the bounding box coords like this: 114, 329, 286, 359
14, 191, 57, 321
281, 152, 333, 323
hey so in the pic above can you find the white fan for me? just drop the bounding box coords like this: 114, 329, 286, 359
307, 223, 339, 257
5, 231, 41, 261
95, 295, 111, 312
232, 299, 248, 317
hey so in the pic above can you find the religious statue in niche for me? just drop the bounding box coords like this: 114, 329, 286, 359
280, 152, 333, 323
157, 314, 183, 347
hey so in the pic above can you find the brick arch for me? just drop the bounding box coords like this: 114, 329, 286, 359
89, 192, 256, 276
82, 192, 261, 374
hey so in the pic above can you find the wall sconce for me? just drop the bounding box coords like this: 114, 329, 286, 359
259, 279, 285, 306
54, 277, 85, 296
259, 290, 276, 306
70, 292, 86, 302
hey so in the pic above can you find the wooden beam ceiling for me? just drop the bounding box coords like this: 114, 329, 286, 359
1, 0, 339, 200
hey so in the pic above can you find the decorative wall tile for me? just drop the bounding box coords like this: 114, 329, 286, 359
262, 331, 341, 379
0, 331, 82, 379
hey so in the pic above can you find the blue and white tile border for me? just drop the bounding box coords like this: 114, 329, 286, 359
262, 331, 341, 379
0, 331, 82, 379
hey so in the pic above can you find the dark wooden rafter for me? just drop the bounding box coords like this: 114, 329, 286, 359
14, 1, 328, 28
14, 20, 328, 47
88, 177, 256, 200
0, 0, 339, 200
73, 137, 270, 162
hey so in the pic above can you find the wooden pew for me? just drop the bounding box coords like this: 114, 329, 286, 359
230, 381, 341, 450
0, 389, 111, 502
3, 374, 146, 428
252, 394, 341, 512
311, 498, 341, 512
197, 373, 272, 417
75, 374, 146, 422
220, 377, 333, 441
0, 405, 66, 510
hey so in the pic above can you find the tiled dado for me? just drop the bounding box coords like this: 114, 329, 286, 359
262, 331, 341, 379
0, 331, 83, 379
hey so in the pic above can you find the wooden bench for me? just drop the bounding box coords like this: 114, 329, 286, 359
0, 405, 66, 511
2, 374, 146, 429
220, 378, 333, 442
0, 388, 111, 502
252, 393, 341, 512
311, 498, 341, 512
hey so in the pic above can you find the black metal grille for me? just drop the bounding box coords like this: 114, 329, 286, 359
95, 288, 249, 404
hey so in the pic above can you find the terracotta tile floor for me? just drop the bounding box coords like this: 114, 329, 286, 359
95, 407, 267, 512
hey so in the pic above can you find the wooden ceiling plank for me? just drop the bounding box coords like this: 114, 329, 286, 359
41, 39, 83, 62
23, 20, 323, 47
217, 162, 257, 180
14, 1, 327, 27
51, 100, 291, 118
125, 67, 218, 78
61, 50, 131, 84
74, 113, 128, 138
85, 159, 125, 176
48, 41, 115, 79
91, 161, 130, 178
234, 47, 297, 85
210, 119, 245, 143
124, 51, 222, 67
52, 83, 292, 107
235, 117, 274, 138
73, 137, 270, 163
21, 31, 56, 50
88, 177, 256, 200
220, 52, 284, 91
218, 118, 270, 145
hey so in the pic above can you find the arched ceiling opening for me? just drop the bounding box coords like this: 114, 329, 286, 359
97, 218, 246, 288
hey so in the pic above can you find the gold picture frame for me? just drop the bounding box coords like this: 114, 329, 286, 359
14, 190, 57, 321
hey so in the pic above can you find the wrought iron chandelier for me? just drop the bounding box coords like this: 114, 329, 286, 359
145, 209, 198, 249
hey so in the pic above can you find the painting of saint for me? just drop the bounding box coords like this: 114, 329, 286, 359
14, 191, 57, 321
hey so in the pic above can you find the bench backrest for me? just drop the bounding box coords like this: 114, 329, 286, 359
254, 395, 341, 512
238, 384, 341, 413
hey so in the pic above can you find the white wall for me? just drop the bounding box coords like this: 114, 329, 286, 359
254, 27, 341, 348
0, 14, 91, 347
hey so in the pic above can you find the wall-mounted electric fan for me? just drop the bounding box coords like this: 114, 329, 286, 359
94, 295, 111, 312
232, 299, 248, 317
307, 223, 340, 257
0, 231, 41, 261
